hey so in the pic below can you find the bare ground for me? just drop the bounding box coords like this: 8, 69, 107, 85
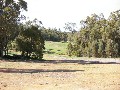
0, 58, 120, 90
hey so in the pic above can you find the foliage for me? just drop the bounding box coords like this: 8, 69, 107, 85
64, 22, 77, 42
67, 11, 120, 58
67, 42, 73, 56
16, 20, 45, 59
1, 0, 120, 59
0, 0, 27, 57
41, 28, 68, 42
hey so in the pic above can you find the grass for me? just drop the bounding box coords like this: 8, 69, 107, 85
6, 41, 69, 60
0, 60, 120, 90
6, 41, 120, 60
44, 41, 68, 55
43, 41, 92, 60
8, 50, 21, 55
9, 41, 68, 56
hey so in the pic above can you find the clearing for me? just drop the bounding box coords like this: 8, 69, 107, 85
0, 58, 120, 90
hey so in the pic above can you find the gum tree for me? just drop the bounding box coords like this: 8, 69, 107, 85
0, 0, 27, 57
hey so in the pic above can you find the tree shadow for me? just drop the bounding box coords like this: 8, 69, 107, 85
27, 60, 120, 64
44, 51, 55, 54
0, 68, 84, 73
77, 60, 119, 64
1, 56, 120, 64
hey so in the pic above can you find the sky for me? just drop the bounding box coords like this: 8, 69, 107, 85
22, 0, 120, 30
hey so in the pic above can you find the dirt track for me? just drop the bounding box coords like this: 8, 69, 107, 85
0, 59, 120, 90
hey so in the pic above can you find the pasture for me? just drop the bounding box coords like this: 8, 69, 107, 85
0, 59, 120, 90
0, 41, 120, 90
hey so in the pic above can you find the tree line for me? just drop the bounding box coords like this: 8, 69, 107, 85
0, 0, 120, 60
41, 28, 67, 42
67, 11, 120, 58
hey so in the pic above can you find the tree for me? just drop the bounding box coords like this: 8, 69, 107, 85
67, 42, 73, 56
41, 27, 68, 42
67, 10, 120, 58
0, 0, 27, 57
105, 39, 113, 57
91, 41, 99, 57
64, 22, 77, 42
98, 40, 106, 57
16, 20, 45, 59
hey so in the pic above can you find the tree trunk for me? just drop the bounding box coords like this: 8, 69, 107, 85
0, 49, 3, 57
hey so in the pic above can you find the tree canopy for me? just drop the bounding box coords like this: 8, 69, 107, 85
67, 11, 120, 58
0, 0, 27, 57
0, 0, 120, 59
16, 20, 45, 59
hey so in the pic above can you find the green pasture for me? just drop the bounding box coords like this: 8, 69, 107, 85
5, 41, 69, 60
44, 41, 68, 55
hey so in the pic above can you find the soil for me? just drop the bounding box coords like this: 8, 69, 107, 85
0, 58, 120, 90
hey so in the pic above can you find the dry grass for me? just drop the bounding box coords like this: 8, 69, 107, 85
0, 58, 120, 90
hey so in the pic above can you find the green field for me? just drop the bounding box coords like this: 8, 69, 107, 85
44, 41, 68, 55
6, 41, 68, 60
43, 41, 69, 60
7, 41, 90, 60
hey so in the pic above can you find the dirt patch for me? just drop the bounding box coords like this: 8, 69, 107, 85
0, 59, 120, 90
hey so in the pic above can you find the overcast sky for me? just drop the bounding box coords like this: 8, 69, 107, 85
22, 0, 120, 30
